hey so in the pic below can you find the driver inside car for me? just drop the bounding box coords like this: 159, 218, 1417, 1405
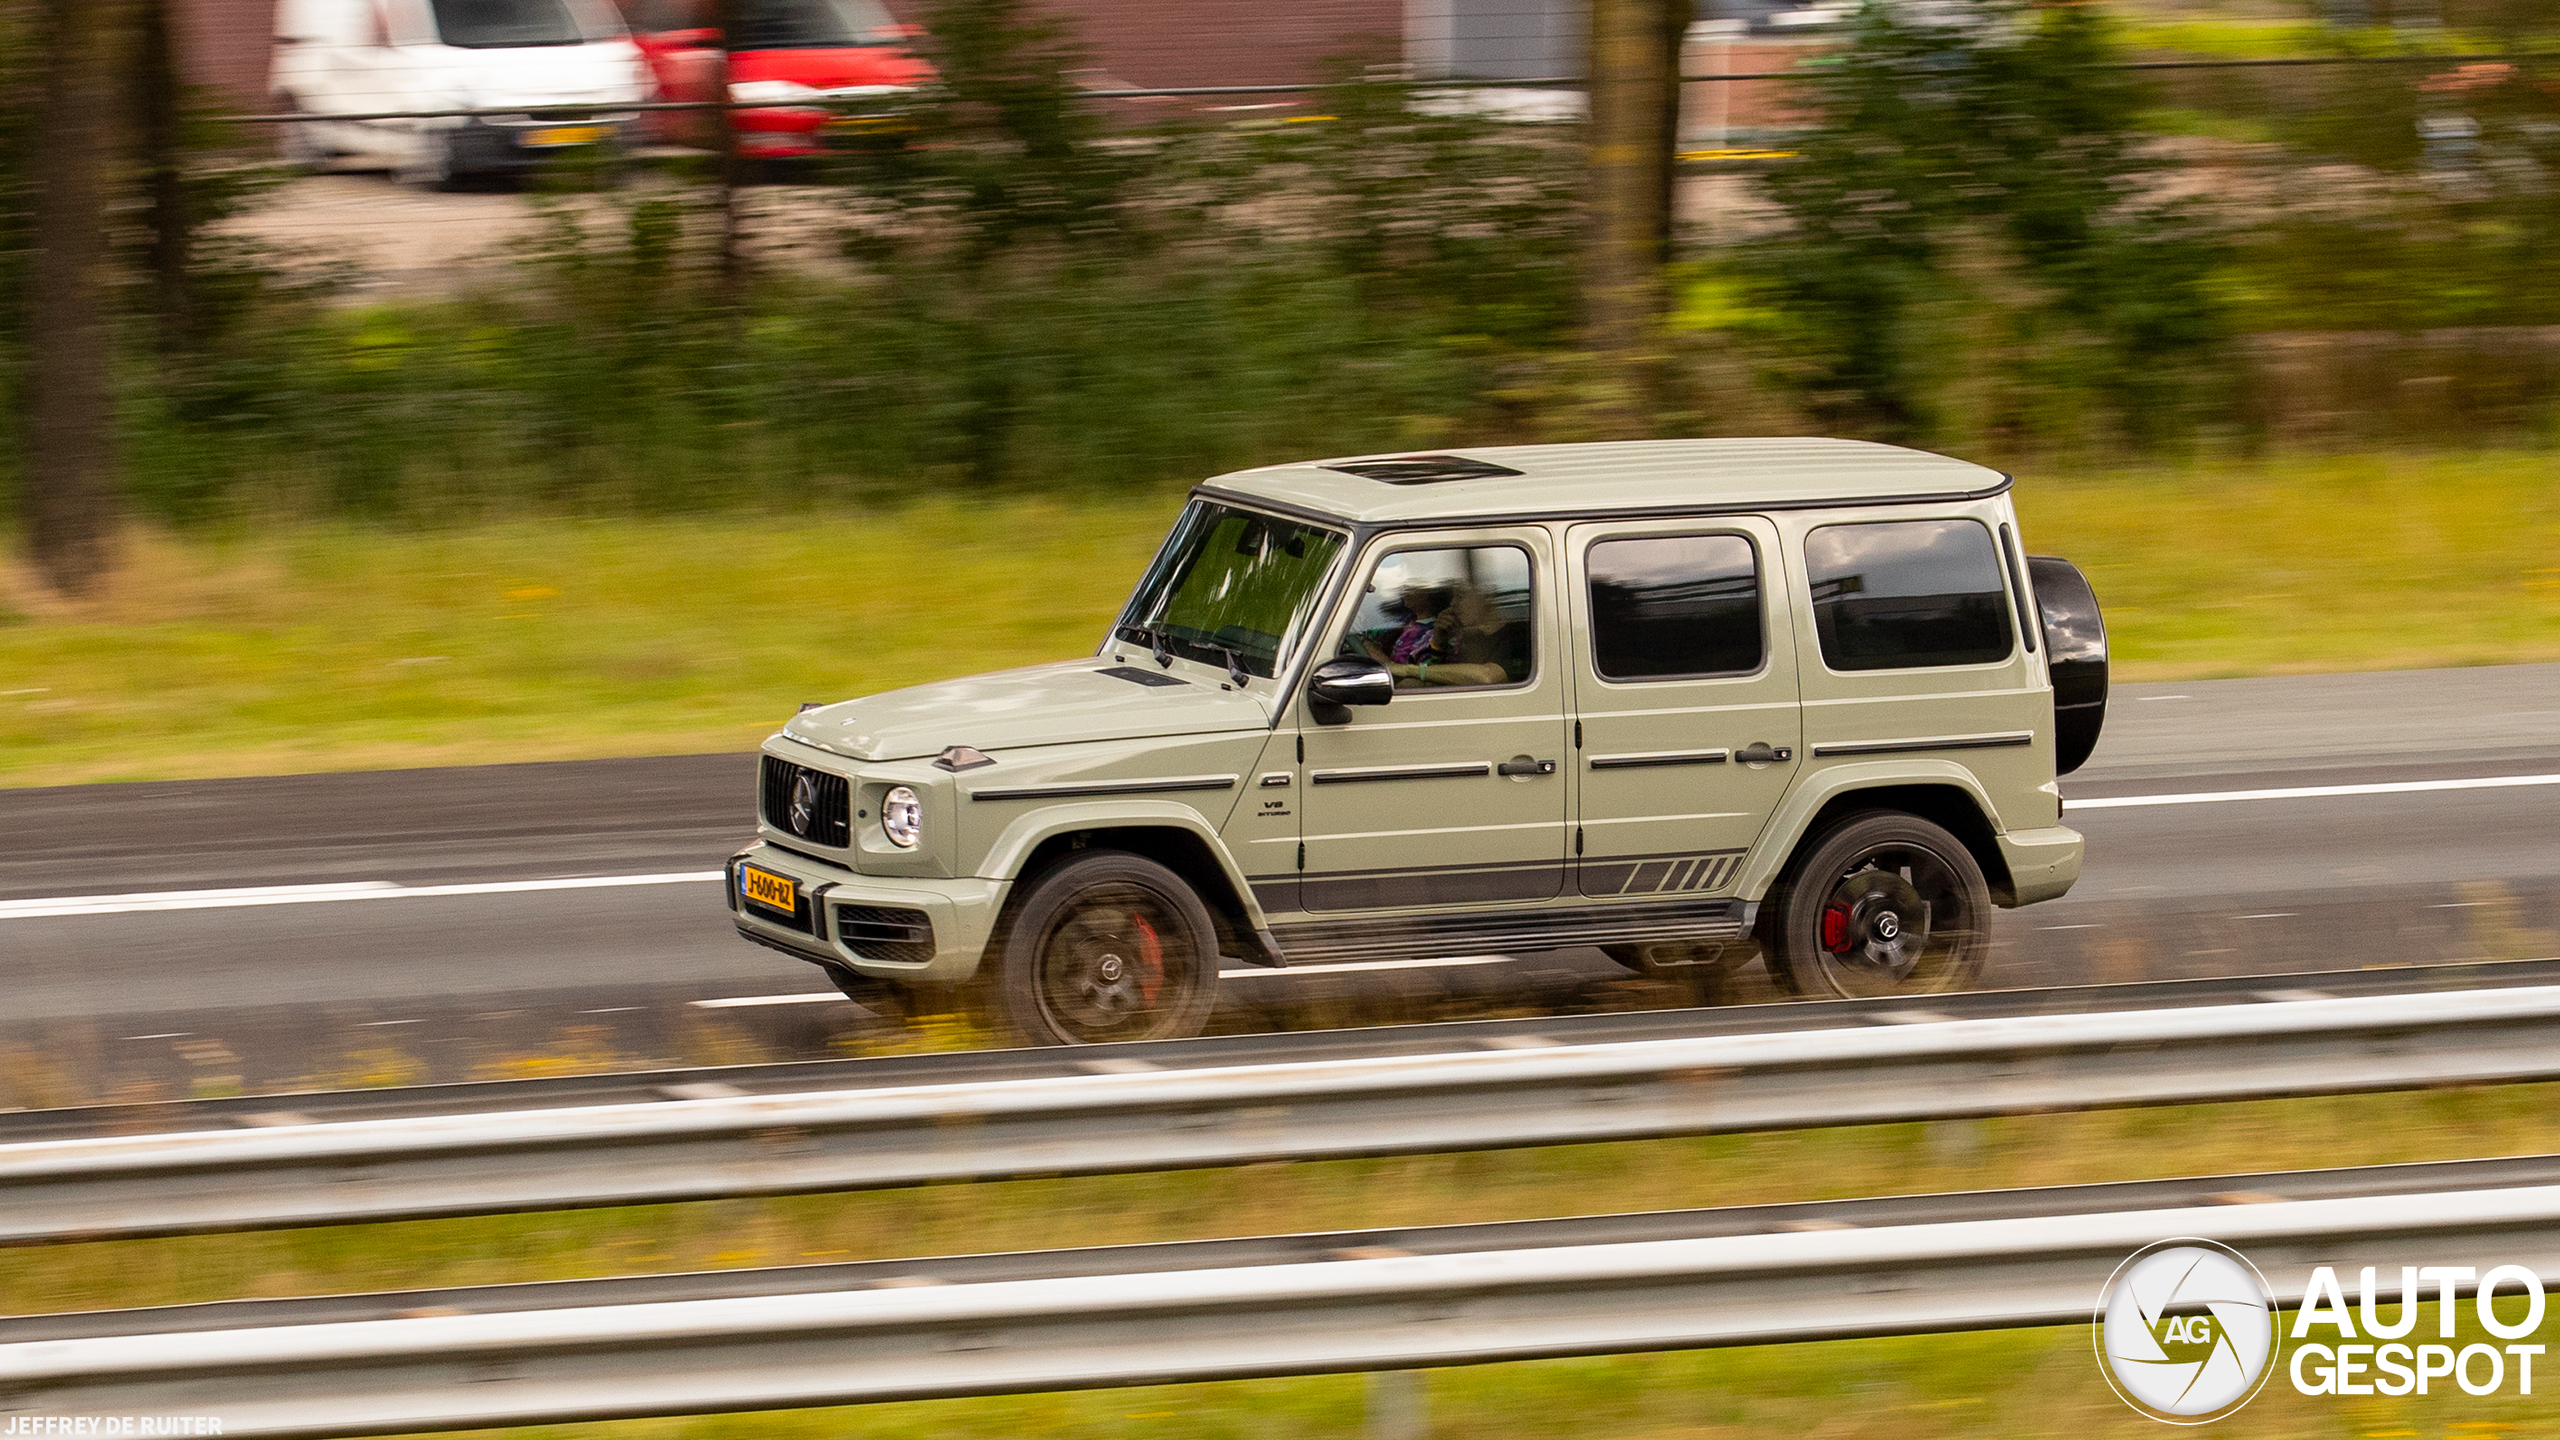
1352, 580, 1511, 688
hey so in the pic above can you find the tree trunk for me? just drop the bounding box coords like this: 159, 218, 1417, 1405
25, 0, 124, 597
710, 0, 744, 304
1584, 0, 1682, 419
139, 0, 192, 360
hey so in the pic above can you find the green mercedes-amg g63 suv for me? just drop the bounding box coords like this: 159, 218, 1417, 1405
728, 438, 2107, 1044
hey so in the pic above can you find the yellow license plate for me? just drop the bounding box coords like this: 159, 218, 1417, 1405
739, 866, 797, 913
526, 125, 607, 147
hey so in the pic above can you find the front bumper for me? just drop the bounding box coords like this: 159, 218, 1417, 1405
1995, 825, 2084, 907
447, 116, 633, 175
726, 842, 1007, 986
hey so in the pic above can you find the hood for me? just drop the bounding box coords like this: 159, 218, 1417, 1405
782, 659, 1271, 763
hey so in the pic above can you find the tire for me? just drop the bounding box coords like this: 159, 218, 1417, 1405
1767, 812, 1991, 998
993, 851, 1221, 1046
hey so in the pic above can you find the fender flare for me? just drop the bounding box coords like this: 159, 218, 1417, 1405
1735, 761, 2009, 903
974, 799, 1272, 930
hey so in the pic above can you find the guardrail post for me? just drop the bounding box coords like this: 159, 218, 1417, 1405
1366, 1368, 1426, 1440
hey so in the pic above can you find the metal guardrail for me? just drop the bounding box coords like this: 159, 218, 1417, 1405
11, 1160, 2560, 1436
11, 982, 2560, 1244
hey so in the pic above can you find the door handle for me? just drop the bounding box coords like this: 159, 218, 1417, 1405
1734, 742, 1794, 765
1497, 756, 1558, 777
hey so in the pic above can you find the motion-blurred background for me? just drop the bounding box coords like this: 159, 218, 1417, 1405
1, 6, 2558, 1434
2, 0, 2553, 767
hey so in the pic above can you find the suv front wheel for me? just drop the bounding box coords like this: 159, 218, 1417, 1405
994, 851, 1222, 1046
1768, 813, 1990, 998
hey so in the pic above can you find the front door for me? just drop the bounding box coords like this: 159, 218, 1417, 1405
1566, 517, 1802, 899
1296, 529, 1570, 912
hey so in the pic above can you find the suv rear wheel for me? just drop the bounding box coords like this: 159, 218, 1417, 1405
994, 851, 1221, 1046
1768, 813, 1990, 998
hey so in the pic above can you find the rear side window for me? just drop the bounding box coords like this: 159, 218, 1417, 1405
1804, 520, 2013, 671
1585, 534, 1763, 681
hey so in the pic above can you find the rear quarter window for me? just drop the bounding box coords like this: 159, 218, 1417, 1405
1804, 519, 2014, 672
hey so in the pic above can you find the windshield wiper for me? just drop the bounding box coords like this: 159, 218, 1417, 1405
1216, 646, 1251, 689
1138, 625, 1172, 669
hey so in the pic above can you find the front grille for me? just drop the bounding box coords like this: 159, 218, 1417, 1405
834, 904, 935, 964
760, 755, 851, 847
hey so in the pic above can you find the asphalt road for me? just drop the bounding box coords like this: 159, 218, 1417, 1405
2, 663, 2553, 1102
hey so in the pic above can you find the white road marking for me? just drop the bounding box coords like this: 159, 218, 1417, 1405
693, 954, 1527, 1008
691, 992, 843, 1009
2069, 773, 2560, 810
0, 872, 725, 921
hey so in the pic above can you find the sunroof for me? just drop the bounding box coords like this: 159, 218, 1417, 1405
1321, 455, 1527, 485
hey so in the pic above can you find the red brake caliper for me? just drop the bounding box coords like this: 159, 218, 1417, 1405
1133, 912, 1164, 1005
1821, 904, 1852, 954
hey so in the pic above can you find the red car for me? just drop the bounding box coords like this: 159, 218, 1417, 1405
623, 0, 930, 157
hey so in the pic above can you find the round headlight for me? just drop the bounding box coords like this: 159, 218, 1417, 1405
881, 786, 923, 849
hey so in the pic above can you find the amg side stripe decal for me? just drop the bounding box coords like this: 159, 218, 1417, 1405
1576, 849, 1746, 899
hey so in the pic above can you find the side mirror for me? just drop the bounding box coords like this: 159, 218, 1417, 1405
1306, 656, 1393, 725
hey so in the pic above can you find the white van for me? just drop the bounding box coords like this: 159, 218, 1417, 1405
271, 0, 650, 186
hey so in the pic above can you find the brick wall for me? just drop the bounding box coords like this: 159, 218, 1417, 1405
179, 0, 1411, 113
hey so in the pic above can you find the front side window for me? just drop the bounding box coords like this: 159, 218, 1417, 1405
1336, 544, 1535, 690
1804, 519, 2014, 672
430, 0, 612, 45
1114, 502, 1345, 680
1586, 533, 1762, 681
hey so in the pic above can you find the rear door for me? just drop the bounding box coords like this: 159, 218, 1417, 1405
1566, 517, 1802, 898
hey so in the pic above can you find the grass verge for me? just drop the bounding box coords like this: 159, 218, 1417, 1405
3, 450, 2554, 788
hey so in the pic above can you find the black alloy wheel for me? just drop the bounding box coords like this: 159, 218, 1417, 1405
1770, 812, 1990, 998
996, 851, 1221, 1046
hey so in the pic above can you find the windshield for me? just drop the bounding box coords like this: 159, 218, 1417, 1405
1114, 502, 1346, 681
430, 0, 615, 47
732, 0, 898, 47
